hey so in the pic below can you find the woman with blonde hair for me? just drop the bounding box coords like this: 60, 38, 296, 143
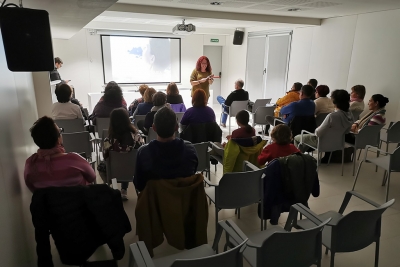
129, 84, 149, 115
132, 87, 157, 116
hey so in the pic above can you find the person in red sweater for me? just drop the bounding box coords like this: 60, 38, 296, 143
258, 124, 299, 165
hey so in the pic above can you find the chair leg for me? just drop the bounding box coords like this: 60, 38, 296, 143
385, 172, 391, 202
215, 208, 219, 235
325, 247, 329, 255
352, 161, 364, 190
238, 208, 241, 219
328, 151, 333, 166
330, 252, 335, 267
317, 152, 320, 172
375, 239, 380, 267
382, 171, 388, 186
353, 148, 357, 176
341, 148, 344, 176
357, 149, 362, 160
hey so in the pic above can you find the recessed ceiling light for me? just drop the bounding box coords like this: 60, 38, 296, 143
210, 2, 222, 5
288, 8, 301, 11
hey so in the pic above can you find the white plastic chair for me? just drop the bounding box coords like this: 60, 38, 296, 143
133, 114, 146, 129
250, 98, 271, 113
54, 119, 85, 133
222, 100, 249, 135
252, 106, 274, 137
106, 150, 137, 185
175, 112, 185, 123
193, 142, 211, 179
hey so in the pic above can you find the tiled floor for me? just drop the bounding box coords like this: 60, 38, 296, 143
52, 106, 400, 267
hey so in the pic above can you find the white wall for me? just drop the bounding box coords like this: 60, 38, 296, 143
288, 9, 400, 123
52, 30, 247, 108
0, 33, 39, 266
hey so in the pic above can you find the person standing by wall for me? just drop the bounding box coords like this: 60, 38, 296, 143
190, 56, 214, 100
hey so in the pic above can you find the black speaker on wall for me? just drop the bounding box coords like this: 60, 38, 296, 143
233, 30, 244, 45
0, 7, 54, 72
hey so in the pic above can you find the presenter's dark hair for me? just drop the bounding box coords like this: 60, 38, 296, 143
192, 89, 207, 107
196, 56, 212, 73
316, 85, 330, 97
166, 82, 179, 96
109, 108, 137, 141
308, 79, 318, 89
301, 85, 315, 98
236, 110, 252, 133
103, 84, 123, 103
153, 107, 177, 138
372, 94, 389, 108
331, 90, 350, 112
149, 38, 170, 72
54, 57, 63, 64
55, 84, 72, 103
152, 92, 167, 107
30, 116, 59, 149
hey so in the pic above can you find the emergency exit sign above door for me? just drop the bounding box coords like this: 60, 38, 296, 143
210, 39, 219, 43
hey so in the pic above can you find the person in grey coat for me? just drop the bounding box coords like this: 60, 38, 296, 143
294, 89, 353, 154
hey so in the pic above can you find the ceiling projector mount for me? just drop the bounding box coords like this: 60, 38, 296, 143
172, 19, 196, 35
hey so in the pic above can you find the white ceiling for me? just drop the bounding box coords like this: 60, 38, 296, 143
116, 0, 400, 19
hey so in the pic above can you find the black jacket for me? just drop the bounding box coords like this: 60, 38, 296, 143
30, 185, 131, 267
224, 89, 249, 106
49, 69, 62, 82
180, 122, 222, 144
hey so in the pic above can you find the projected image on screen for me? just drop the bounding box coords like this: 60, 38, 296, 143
101, 35, 181, 84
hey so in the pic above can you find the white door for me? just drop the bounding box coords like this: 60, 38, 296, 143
245, 36, 267, 101
204, 46, 222, 105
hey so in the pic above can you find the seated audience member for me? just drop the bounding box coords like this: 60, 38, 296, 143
314, 85, 334, 115
217, 79, 249, 127
134, 107, 198, 192
273, 82, 302, 117
99, 81, 127, 107
267, 85, 315, 125
129, 84, 148, 115
100, 108, 144, 200
166, 82, 186, 112
294, 90, 353, 157
132, 87, 157, 117
349, 85, 366, 112
51, 84, 83, 120
227, 110, 255, 140
307, 78, 318, 100
345, 94, 389, 144
258, 124, 300, 165
24, 116, 96, 192
139, 91, 170, 135
91, 82, 126, 124
180, 89, 216, 127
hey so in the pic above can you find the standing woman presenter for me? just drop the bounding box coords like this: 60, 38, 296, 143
190, 56, 214, 100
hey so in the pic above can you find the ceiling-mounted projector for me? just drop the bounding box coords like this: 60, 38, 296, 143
172, 19, 196, 35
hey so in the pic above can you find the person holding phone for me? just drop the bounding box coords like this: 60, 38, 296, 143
190, 56, 214, 100
50, 57, 70, 84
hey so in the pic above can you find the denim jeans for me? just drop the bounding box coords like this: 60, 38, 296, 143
217, 96, 229, 124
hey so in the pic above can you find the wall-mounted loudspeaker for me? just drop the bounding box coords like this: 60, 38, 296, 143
233, 30, 244, 45
0, 7, 54, 72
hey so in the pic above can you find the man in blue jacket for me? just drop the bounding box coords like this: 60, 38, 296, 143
280, 85, 315, 124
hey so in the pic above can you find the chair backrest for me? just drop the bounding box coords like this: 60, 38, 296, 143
289, 116, 317, 138
315, 113, 329, 127
318, 128, 346, 152
216, 168, 264, 209
180, 122, 222, 144
193, 142, 210, 173
259, 219, 329, 267
176, 112, 185, 123
54, 119, 85, 133
170, 103, 187, 113
351, 110, 363, 121
253, 106, 275, 125
355, 124, 385, 149
335, 199, 394, 252
252, 99, 272, 113
96, 118, 110, 135
147, 127, 157, 143
386, 121, 400, 143
171, 239, 247, 267
62, 131, 92, 159
106, 150, 137, 183
390, 146, 400, 172
229, 101, 249, 118
133, 115, 146, 129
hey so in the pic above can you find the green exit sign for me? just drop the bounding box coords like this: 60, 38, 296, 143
210, 39, 219, 43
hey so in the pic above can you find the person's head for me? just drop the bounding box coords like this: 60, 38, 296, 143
143, 87, 157, 103
307, 79, 318, 89
350, 85, 366, 100
109, 108, 137, 140
192, 89, 207, 107
331, 89, 350, 112
291, 82, 303, 92
54, 57, 63, 69
270, 124, 292, 145
104, 81, 119, 92
103, 84, 123, 103
153, 107, 178, 140
138, 84, 149, 96
143, 38, 171, 72
55, 84, 72, 103
368, 94, 389, 111
30, 116, 62, 149
152, 91, 167, 107
234, 79, 244, 90
166, 82, 179, 96
236, 110, 253, 134
315, 85, 330, 98
196, 56, 212, 73
300, 85, 314, 99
